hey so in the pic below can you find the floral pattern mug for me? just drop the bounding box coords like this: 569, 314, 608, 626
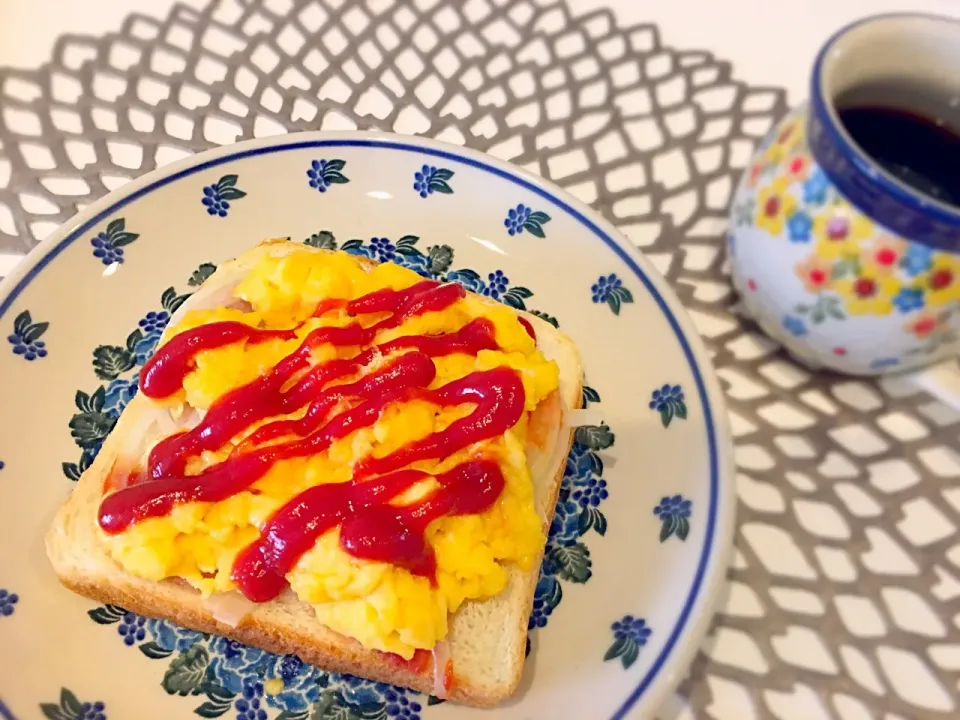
728, 14, 960, 375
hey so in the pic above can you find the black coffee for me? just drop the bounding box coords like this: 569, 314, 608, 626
836, 98, 960, 208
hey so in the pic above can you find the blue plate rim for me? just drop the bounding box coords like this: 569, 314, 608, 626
0, 131, 735, 720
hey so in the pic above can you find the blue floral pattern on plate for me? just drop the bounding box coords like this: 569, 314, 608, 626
303, 231, 336, 250
0, 588, 18, 617
234, 689, 268, 720
116, 612, 148, 646
413, 164, 454, 197
86, 600, 431, 719
504, 203, 551, 237
649, 383, 687, 428
90, 218, 139, 266
8, 310, 48, 360
604, 616, 652, 670
60, 284, 192, 481
41, 689, 106, 720
591, 273, 634, 315
368, 236, 397, 262
202, 175, 247, 217
654, 494, 692, 542
306, 159, 349, 192
533, 406, 615, 631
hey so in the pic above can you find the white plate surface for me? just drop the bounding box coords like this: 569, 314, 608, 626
0, 132, 734, 720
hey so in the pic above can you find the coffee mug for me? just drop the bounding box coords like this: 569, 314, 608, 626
728, 13, 960, 402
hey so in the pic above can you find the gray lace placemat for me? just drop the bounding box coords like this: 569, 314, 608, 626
1, 1, 958, 717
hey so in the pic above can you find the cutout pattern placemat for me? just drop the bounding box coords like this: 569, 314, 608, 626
0, 0, 958, 717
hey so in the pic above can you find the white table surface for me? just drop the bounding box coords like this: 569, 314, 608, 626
1, 1, 958, 719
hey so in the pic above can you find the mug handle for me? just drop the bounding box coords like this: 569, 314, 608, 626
904, 360, 960, 413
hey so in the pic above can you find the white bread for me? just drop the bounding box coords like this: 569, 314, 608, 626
45, 241, 582, 707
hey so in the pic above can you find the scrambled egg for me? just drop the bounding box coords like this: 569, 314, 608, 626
102, 248, 560, 658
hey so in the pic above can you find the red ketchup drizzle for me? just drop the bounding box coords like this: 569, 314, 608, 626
241, 319, 499, 448
518, 316, 536, 341
142, 281, 469, 480
99, 277, 529, 602
139, 322, 297, 398
312, 297, 346, 316
98, 351, 437, 532
444, 659, 455, 691
231, 460, 504, 602
387, 649, 432, 675
354, 366, 524, 479
139, 280, 453, 401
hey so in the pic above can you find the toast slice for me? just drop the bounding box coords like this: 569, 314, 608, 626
46, 242, 582, 706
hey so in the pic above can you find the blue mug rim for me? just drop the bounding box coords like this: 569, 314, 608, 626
809, 12, 960, 252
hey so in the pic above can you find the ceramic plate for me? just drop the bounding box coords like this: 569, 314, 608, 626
0, 132, 734, 720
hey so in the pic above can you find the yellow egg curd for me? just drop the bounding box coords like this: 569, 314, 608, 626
101, 247, 560, 658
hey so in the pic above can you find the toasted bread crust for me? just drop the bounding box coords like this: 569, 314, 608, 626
54, 572, 441, 699
46, 242, 582, 707
51, 436, 573, 707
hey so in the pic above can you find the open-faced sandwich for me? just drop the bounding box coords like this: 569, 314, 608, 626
46, 239, 583, 706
